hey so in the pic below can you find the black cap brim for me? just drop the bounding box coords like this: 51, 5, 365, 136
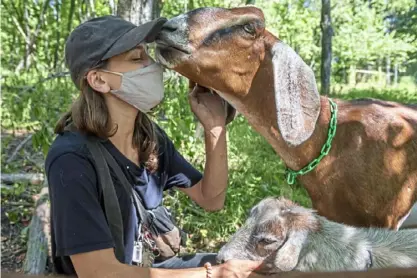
101, 17, 167, 60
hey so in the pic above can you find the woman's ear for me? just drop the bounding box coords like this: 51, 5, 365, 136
86, 70, 111, 94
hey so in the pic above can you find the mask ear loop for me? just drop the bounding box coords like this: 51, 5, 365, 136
100, 69, 123, 76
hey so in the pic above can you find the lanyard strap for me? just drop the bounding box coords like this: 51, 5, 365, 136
85, 138, 125, 263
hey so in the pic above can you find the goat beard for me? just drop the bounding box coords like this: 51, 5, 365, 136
247, 253, 286, 275
252, 263, 283, 275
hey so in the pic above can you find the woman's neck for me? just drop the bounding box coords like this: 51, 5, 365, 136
106, 96, 140, 165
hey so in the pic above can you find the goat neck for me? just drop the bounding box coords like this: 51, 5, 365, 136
216, 43, 331, 171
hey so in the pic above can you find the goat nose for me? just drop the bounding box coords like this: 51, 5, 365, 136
161, 20, 178, 33
215, 255, 225, 264
216, 258, 225, 264
160, 14, 188, 35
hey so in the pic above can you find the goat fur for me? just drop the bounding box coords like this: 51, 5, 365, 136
297, 216, 417, 271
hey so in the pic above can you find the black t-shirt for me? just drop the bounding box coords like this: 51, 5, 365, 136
44, 126, 202, 274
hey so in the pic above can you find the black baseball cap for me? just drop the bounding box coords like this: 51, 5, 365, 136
65, 15, 167, 88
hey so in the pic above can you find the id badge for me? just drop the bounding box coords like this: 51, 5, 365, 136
132, 241, 143, 264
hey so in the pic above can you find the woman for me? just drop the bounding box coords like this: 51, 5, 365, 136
45, 15, 263, 277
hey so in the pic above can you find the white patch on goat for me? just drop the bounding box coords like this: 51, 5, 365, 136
339, 226, 356, 244
343, 241, 370, 269
303, 250, 318, 265
297, 250, 318, 271
392, 254, 417, 267
399, 202, 417, 229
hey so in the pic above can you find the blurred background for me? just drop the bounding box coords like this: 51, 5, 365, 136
1, 0, 416, 273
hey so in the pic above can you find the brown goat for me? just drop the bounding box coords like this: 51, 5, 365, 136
155, 6, 417, 229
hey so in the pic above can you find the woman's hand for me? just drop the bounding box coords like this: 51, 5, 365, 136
188, 84, 226, 130
212, 260, 266, 278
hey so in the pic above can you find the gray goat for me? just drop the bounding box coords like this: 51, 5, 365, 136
217, 197, 417, 274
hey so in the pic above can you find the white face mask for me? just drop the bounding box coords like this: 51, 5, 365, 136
102, 63, 164, 113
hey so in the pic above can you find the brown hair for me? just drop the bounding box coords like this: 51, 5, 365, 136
55, 61, 159, 172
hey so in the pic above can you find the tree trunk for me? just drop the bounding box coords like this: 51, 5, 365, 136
320, 0, 332, 95
109, 0, 117, 15
117, 0, 162, 25
23, 184, 52, 275
246, 0, 256, 4
386, 56, 391, 86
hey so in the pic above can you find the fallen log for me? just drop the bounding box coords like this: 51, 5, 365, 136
1, 183, 13, 189
22, 181, 52, 275
1, 173, 44, 185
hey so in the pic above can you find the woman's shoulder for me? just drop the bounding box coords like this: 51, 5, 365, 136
45, 130, 94, 172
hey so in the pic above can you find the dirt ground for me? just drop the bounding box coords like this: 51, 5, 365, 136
1, 210, 28, 273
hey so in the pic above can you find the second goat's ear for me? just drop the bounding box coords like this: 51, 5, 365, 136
274, 230, 307, 271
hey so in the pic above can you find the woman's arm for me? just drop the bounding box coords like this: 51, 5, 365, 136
71, 248, 206, 278
179, 125, 227, 211
179, 85, 228, 211
71, 249, 264, 278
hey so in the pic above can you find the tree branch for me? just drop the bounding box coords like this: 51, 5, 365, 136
15, 0, 52, 72
6, 134, 33, 164
3, 71, 70, 92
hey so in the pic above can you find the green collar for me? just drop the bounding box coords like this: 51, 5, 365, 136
285, 98, 338, 185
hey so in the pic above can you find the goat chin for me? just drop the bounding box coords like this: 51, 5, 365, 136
399, 202, 417, 230
154, 46, 186, 69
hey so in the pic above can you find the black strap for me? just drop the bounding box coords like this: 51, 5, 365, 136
98, 143, 155, 232
85, 139, 125, 263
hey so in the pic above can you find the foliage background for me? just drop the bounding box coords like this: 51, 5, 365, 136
1, 0, 417, 255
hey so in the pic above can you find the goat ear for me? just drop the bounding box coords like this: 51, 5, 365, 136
274, 230, 307, 271
271, 42, 321, 147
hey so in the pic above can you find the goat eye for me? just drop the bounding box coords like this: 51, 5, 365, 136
243, 24, 255, 35
281, 208, 291, 214
258, 238, 277, 245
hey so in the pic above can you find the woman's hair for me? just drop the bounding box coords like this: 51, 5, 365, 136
55, 61, 159, 172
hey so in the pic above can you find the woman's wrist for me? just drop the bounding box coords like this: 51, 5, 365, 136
210, 264, 225, 278
204, 262, 213, 278
204, 125, 226, 140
